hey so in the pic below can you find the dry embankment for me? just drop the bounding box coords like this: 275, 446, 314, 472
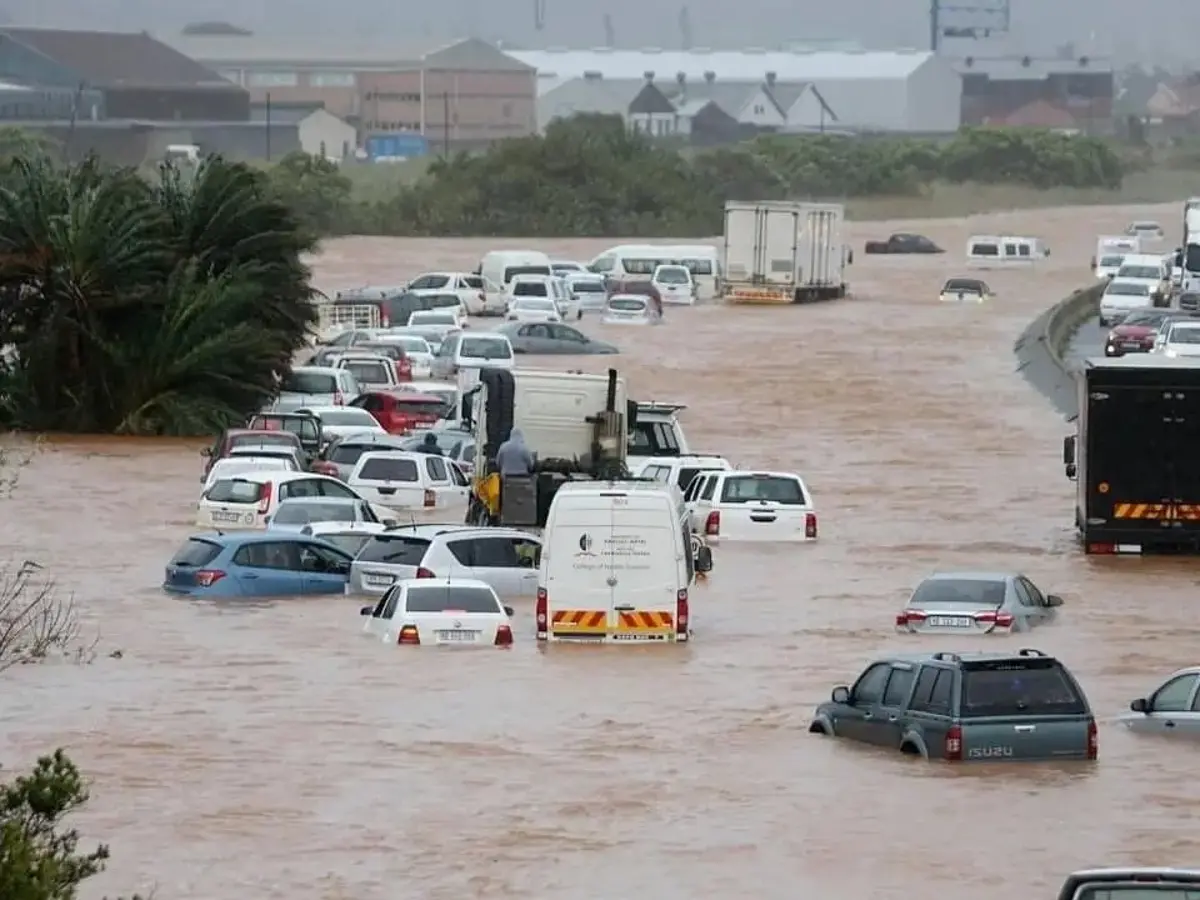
1014, 282, 1105, 419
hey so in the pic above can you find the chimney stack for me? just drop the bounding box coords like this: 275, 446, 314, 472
704, 70, 715, 84
675, 70, 686, 99
583, 70, 603, 80
643, 70, 655, 82
766, 70, 777, 87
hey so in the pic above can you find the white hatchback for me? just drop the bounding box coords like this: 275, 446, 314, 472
202, 456, 297, 491
347, 450, 470, 511
196, 471, 386, 530
359, 578, 515, 646
688, 470, 818, 543
603, 294, 656, 325
294, 406, 385, 442
652, 264, 696, 306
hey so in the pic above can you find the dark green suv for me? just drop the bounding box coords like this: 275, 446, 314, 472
809, 648, 1097, 761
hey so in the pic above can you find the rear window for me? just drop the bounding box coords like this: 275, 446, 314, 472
460, 337, 512, 360
229, 432, 295, 450
283, 371, 337, 394
342, 361, 390, 384
315, 410, 377, 427
959, 660, 1087, 718
358, 457, 419, 481
411, 313, 455, 326
720, 475, 807, 504
273, 501, 356, 525
395, 399, 448, 418
1118, 265, 1161, 280
569, 279, 605, 293
404, 585, 501, 614
330, 443, 374, 465
357, 535, 431, 564
206, 479, 267, 504
910, 578, 1005, 607
943, 279, 984, 293
608, 298, 646, 312
504, 265, 550, 282
170, 538, 222, 567
318, 532, 374, 557
463, 276, 484, 289
512, 281, 548, 297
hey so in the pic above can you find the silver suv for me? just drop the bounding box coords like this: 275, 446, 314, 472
274, 366, 360, 412
349, 525, 541, 597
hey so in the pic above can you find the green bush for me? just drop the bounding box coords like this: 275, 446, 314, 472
268, 117, 1128, 237
0, 153, 319, 436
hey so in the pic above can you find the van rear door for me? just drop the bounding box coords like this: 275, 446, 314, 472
608, 518, 678, 643
546, 517, 611, 641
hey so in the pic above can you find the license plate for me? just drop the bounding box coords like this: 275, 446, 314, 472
435, 630, 478, 642
1121, 342, 1143, 349
211, 510, 241, 523
365, 575, 394, 587
926, 616, 974, 628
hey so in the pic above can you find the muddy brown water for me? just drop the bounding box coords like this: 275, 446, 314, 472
3, 204, 1199, 900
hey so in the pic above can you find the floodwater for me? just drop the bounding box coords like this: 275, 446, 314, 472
4, 203, 1200, 900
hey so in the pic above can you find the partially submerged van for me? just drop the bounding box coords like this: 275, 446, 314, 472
966, 235, 1049, 268
536, 481, 702, 643
479, 250, 553, 293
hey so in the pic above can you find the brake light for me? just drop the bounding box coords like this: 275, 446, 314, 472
895, 609, 926, 626
675, 588, 689, 640
1087, 719, 1098, 759
397, 624, 420, 644
495, 624, 514, 646
257, 482, 272, 514
423, 489, 436, 508
195, 569, 226, 587
536, 587, 548, 640
705, 510, 720, 536
416, 567, 435, 578
380, 311, 390, 327
975, 610, 1014, 628
1087, 542, 1116, 554
805, 512, 817, 539
944, 725, 963, 761
333, 392, 344, 406
312, 461, 338, 476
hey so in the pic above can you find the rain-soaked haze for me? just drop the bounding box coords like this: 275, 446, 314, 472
3, 203, 1200, 900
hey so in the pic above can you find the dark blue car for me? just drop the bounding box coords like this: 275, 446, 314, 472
163, 531, 353, 598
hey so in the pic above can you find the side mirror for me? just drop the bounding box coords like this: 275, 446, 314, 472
694, 544, 713, 573
1046, 593, 1064, 607
1063, 435, 1075, 466
383, 518, 398, 528
201, 447, 213, 457
1131, 697, 1149, 713
359, 605, 373, 616
503, 605, 514, 617
1065, 463, 1077, 479
831, 685, 851, 704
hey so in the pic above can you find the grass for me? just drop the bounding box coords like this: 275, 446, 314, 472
341, 158, 433, 201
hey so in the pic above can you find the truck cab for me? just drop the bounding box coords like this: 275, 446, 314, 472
1065, 355, 1200, 554
627, 401, 691, 472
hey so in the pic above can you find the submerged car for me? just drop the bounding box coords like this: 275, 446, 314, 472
1120, 666, 1200, 736
895, 572, 1063, 634
937, 277, 992, 303
162, 531, 353, 597
494, 321, 618, 355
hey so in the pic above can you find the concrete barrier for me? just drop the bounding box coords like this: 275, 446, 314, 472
1014, 282, 1104, 420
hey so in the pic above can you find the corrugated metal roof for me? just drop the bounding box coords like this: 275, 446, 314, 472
663, 81, 763, 118
509, 48, 934, 82
165, 34, 454, 66
538, 77, 645, 124
1, 28, 234, 88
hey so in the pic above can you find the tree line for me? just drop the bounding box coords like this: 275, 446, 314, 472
269, 115, 1127, 238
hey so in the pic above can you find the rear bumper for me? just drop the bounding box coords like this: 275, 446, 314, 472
1081, 525, 1200, 554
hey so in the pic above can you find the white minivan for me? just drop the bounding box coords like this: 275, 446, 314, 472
536, 481, 697, 644
479, 250, 553, 294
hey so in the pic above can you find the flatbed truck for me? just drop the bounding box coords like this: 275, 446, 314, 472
1065, 355, 1200, 554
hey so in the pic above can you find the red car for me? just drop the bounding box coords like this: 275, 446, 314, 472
350, 391, 449, 434
1104, 310, 1186, 357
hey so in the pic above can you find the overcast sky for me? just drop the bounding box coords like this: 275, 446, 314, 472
5, 0, 1197, 66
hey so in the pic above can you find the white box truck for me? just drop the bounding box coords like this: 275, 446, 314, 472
722, 200, 849, 304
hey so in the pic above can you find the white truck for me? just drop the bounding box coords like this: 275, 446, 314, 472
722, 200, 849, 304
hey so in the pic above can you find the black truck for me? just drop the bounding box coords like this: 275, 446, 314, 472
1065, 355, 1200, 554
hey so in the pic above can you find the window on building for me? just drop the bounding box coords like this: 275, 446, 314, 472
753, 103, 765, 114
309, 72, 356, 87
247, 71, 298, 87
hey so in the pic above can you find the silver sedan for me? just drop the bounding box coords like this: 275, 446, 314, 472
1120, 667, 1200, 736
894, 571, 1063, 635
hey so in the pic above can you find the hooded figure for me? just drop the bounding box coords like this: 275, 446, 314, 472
496, 427, 535, 476
420, 432, 442, 456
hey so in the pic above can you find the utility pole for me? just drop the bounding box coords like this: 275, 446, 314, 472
929, 0, 1010, 52
442, 92, 450, 158
265, 92, 272, 161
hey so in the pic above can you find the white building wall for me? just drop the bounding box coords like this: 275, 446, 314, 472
785, 86, 832, 129
902, 57, 963, 132
813, 78, 910, 130
737, 86, 786, 127
299, 109, 357, 158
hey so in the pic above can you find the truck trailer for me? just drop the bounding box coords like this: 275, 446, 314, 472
722, 200, 849, 304
1065, 355, 1200, 553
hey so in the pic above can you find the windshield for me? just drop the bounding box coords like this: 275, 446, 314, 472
655, 266, 691, 284
512, 281, 549, 297
969, 243, 998, 257
503, 265, 550, 282
720, 475, 807, 504
404, 585, 502, 613
1122, 312, 1166, 327
282, 371, 337, 394
273, 500, 357, 524
342, 361, 390, 384
1168, 328, 1200, 344
1099, 255, 1126, 267
959, 659, 1086, 717
608, 298, 647, 312
1107, 282, 1150, 297
569, 279, 605, 293
910, 578, 1006, 607
206, 479, 267, 504
1117, 265, 1161, 280
1186, 244, 1200, 272
424, 294, 461, 310
460, 337, 512, 359
315, 410, 377, 427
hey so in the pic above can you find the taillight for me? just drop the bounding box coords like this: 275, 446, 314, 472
333, 392, 344, 406
536, 587, 548, 640
380, 311, 390, 327
805, 512, 817, 539
944, 725, 963, 761
895, 609, 926, 626
416, 567, 435, 578
704, 511, 720, 536
195, 569, 226, 587
495, 624, 514, 646
423, 489, 436, 508
675, 588, 689, 640
397, 624, 420, 644
975, 610, 1014, 629
1087, 719, 1098, 759
257, 482, 272, 514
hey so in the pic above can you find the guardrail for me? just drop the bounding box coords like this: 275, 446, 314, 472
1013, 281, 1104, 421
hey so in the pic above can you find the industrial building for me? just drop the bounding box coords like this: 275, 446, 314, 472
952, 55, 1114, 132
508, 48, 963, 132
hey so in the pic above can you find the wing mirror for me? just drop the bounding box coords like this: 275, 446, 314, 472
831, 685, 851, 704
503, 605, 514, 617
1065, 463, 1077, 479
1063, 435, 1075, 466
693, 544, 713, 573
1046, 594, 1064, 607
1130, 697, 1149, 713
201, 447, 213, 457
383, 518, 398, 527
359, 605, 373, 616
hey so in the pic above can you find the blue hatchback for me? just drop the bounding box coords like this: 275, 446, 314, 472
163, 531, 354, 598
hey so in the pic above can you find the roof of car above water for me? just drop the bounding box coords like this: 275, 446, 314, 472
371, 524, 538, 540
919, 571, 1012, 583
190, 530, 340, 547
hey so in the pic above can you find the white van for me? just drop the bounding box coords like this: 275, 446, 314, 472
588, 244, 721, 301
430, 332, 515, 380
966, 235, 1049, 268
536, 481, 695, 643
1092, 235, 1139, 280
479, 250, 553, 294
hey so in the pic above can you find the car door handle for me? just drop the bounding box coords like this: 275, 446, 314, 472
241, 573, 259, 579
1165, 720, 1176, 728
